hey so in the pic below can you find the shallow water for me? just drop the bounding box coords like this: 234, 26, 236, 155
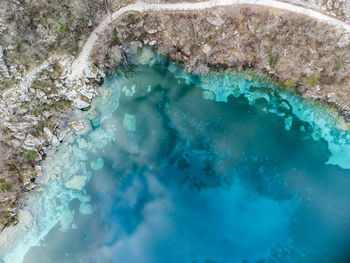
3, 49, 350, 263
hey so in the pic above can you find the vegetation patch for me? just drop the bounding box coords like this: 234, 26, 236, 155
283, 78, 297, 88
307, 75, 319, 87
127, 14, 141, 25
205, 38, 216, 47
57, 23, 67, 35
20, 147, 37, 161
0, 182, 12, 192
268, 54, 276, 67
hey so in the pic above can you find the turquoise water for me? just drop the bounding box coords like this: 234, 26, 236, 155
3, 49, 350, 263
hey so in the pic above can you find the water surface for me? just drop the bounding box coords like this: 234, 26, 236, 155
3, 49, 350, 263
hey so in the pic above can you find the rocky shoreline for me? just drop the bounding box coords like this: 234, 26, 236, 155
116, 6, 350, 116
1, 0, 350, 230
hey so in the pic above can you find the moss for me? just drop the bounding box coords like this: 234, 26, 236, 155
307, 75, 319, 87
0, 182, 13, 192
98, 77, 105, 86
81, 105, 91, 112
11, 214, 19, 226
57, 23, 67, 35
283, 78, 297, 88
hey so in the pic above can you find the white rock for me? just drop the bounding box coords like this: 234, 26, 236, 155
43, 127, 60, 147
57, 127, 71, 141
149, 40, 157, 46
69, 120, 92, 135
35, 165, 44, 177
24, 134, 42, 147
72, 98, 90, 109
146, 28, 158, 34
202, 44, 212, 55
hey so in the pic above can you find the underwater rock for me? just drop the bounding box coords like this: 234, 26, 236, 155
284, 116, 293, 131
122, 85, 136, 97
90, 158, 104, 171
77, 138, 88, 149
59, 210, 74, 231
202, 90, 215, 100
79, 203, 93, 215
123, 113, 136, 132
138, 48, 156, 65
64, 176, 88, 191
69, 120, 92, 135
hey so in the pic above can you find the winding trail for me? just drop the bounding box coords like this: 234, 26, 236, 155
69, 0, 350, 79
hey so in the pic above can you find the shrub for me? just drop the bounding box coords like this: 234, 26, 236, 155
268, 54, 276, 67
21, 147, 37, 161
205, 38, 216, 46
283, 78, 297, 88
57, 23, 67, 35
307, 75, 319, 87
127, 14, 141, 25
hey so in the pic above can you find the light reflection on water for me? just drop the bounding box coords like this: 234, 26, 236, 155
5, 49, 350, 263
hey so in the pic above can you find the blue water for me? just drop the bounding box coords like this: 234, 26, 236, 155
7, 49, 350, 263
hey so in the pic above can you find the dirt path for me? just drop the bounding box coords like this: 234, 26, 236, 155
68, 0, 350, 79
